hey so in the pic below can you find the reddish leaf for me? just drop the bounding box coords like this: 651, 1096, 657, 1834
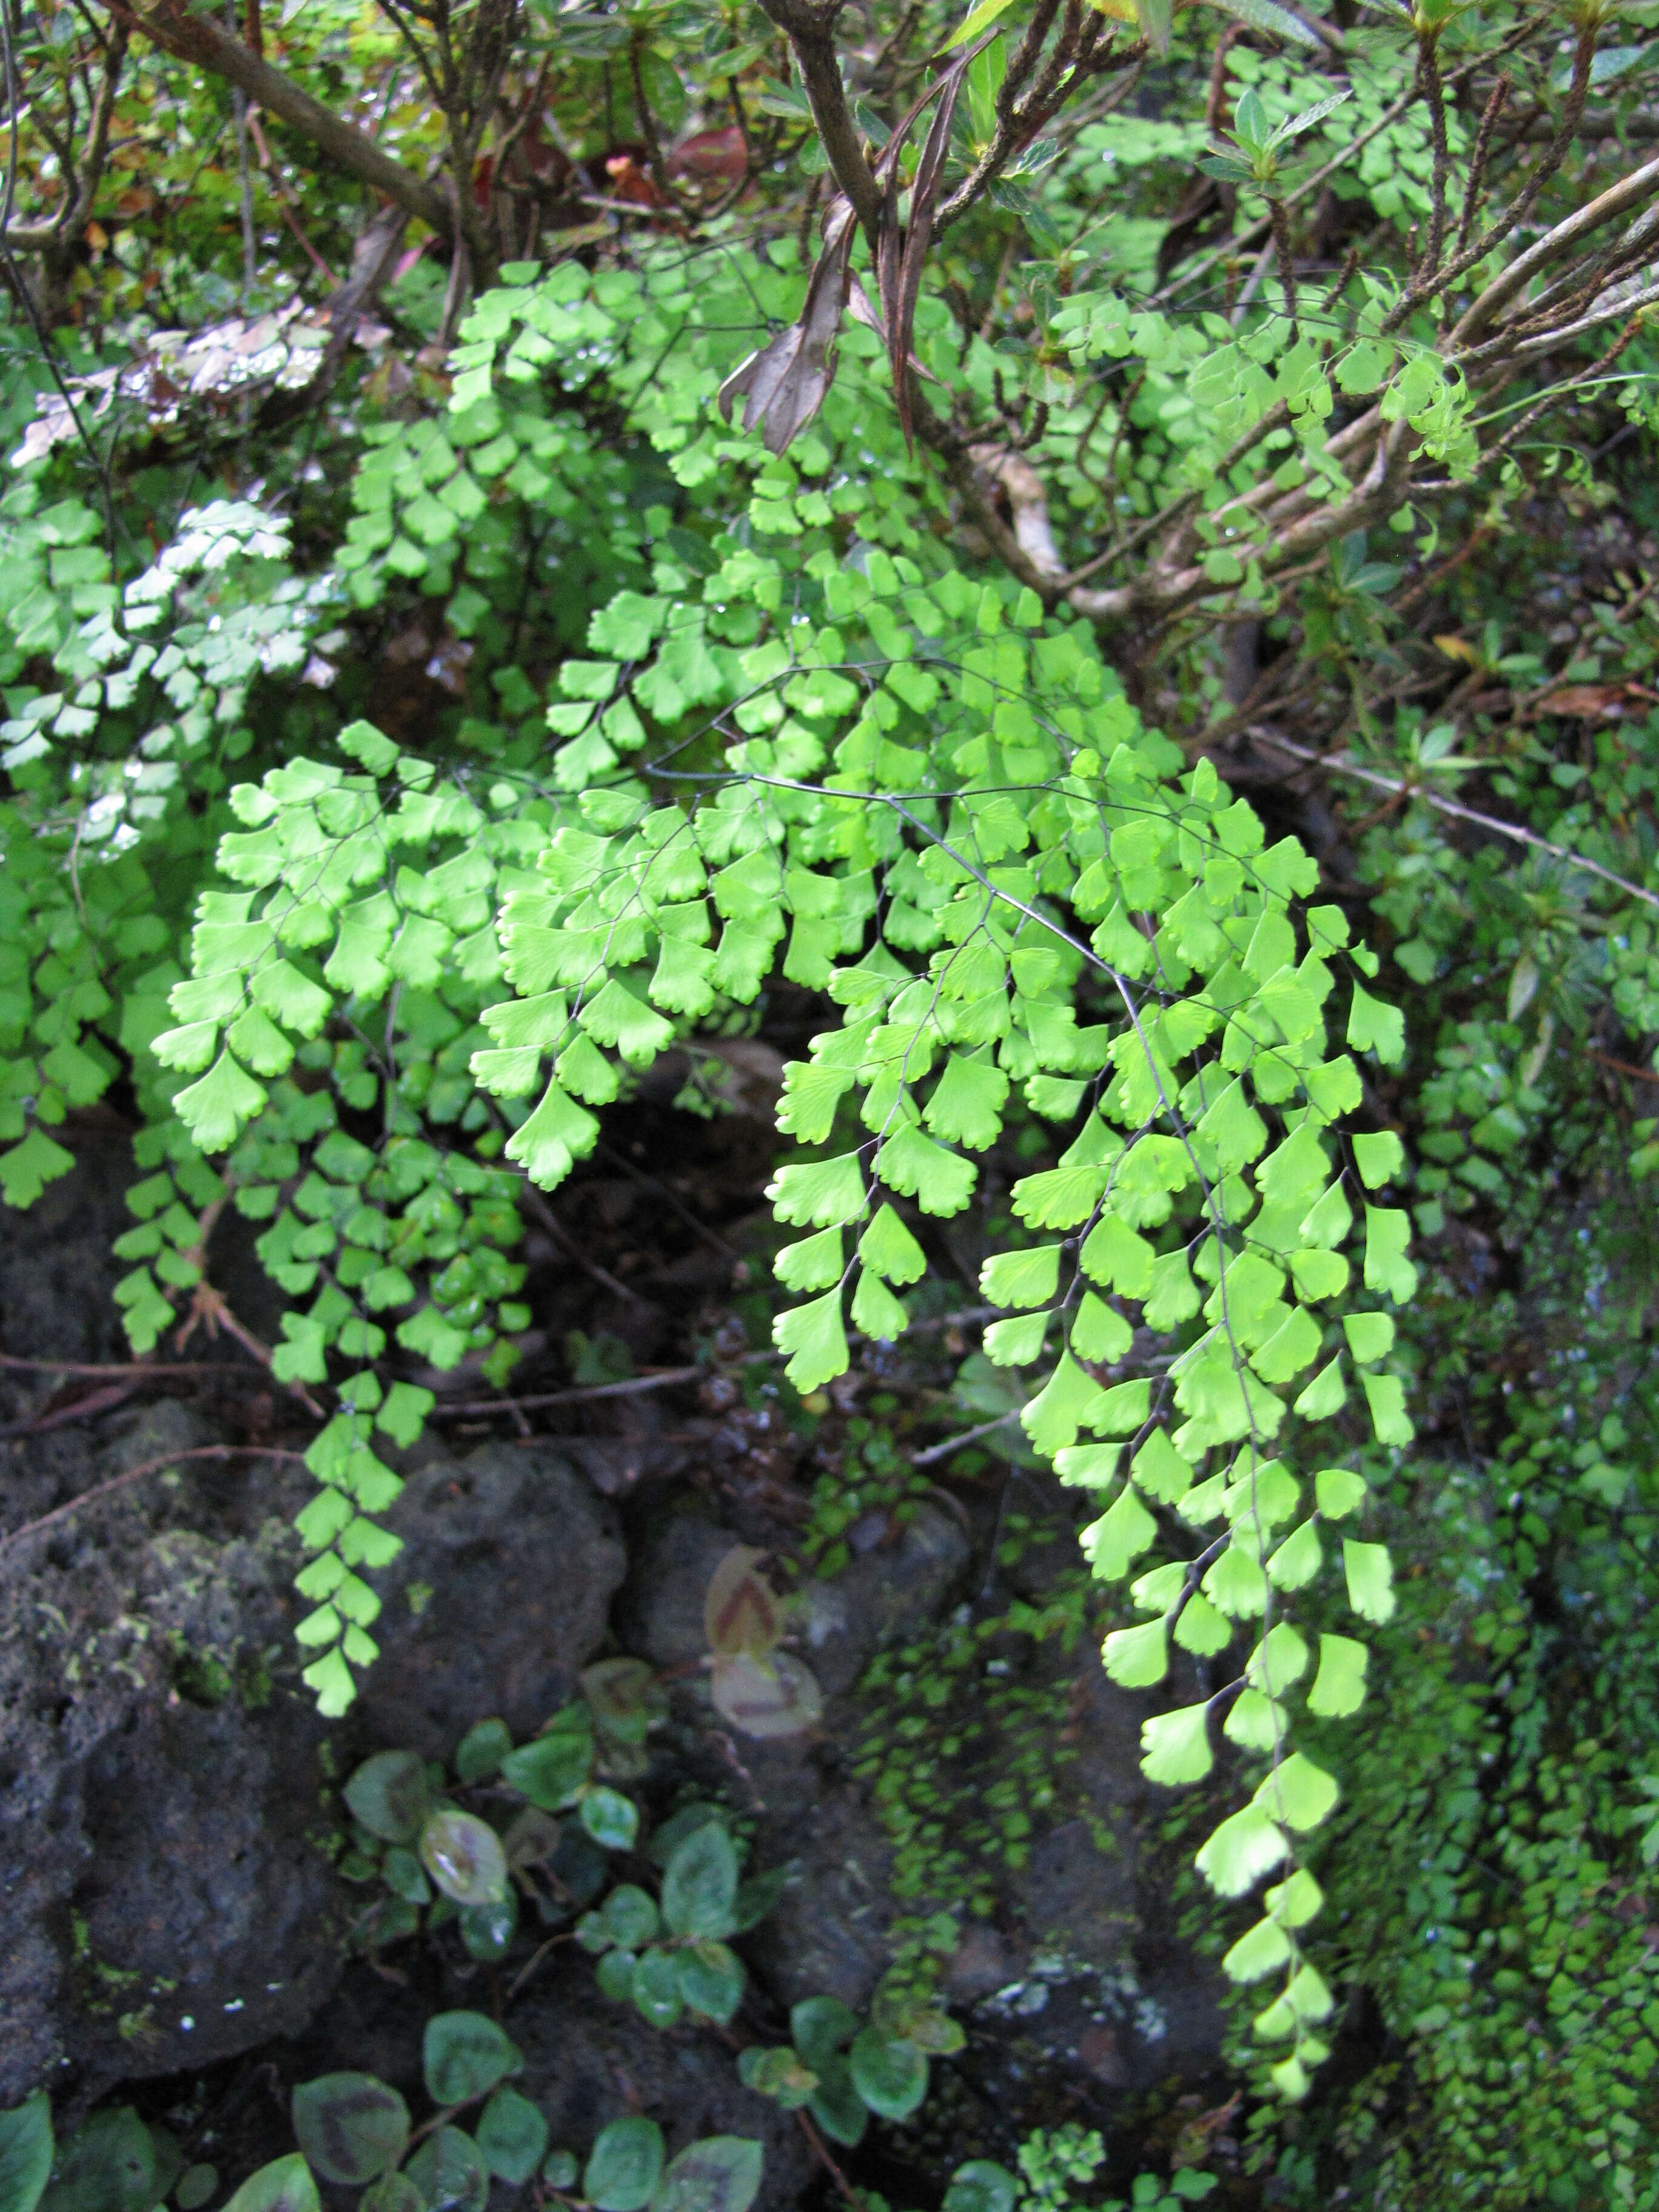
668, 127, 747, 181
709, 1651, 824, 1738
703, 1545, 783, 1655
605, 153, 668, 209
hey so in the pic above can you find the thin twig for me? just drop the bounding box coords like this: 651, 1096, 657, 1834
431, 1307, 1007, 1419
1248, 728, 1659, 912
1417, 37, 1450, 280
2, 1445, 309, 1553
1458, 73, 1509, 251
794, 2111, 859, 2210
594, 1141, 740, 1260
1588, 1048, 1659, 1084
0, 1379, 141, 1440
431, 1367, 706, 1418
0, 1351, 266, 1378
505, 1929, 575, 2000
911, 1408, 1022, 1468
517, 1180, 655, 1305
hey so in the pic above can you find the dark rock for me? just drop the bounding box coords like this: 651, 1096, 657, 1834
355, 1441, 626, 1760
1014, 1817, 1136, 1962
743, 1791, 896, 2013
512, 1974, 814, 2212
0, 1149, 135, 1370
0, 1404, 343, 2103
0, 1407, 626, 2103
792, 1505, 971, 1696
70, 1695, 343, 2079
615, 1506, 734, 1670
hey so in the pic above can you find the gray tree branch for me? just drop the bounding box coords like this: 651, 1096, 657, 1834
113, 0, 454, 236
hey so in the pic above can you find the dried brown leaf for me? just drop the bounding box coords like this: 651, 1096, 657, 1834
890, 53, 972, 449
716, 210, 857, 454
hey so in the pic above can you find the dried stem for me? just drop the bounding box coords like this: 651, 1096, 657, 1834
2, 1445, 309, 1553
1248, 728, 1659, 913
1458, 73, 1509, 250
1418, 36, 1450, 280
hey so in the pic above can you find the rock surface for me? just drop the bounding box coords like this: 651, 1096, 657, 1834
0, 1401, 341, 2103
0, 1358, 624, 2102
790, 1504, 971, 1695
292, 1959, 815, 2212
352, 1440, 626, 1760
1, 1162, 1225, 2170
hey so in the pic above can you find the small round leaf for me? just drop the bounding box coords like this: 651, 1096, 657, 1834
648, 2138, 763, 2212
149, 2128, 184, 2209
709, 1652, 823, 1741
660, 1823, 739, 1939
595, 1949, 638, 2002
600, 1885, 659, 1950
579, 1789, 639, 1852
380, 1849, 431, 1907
176, 2168, 218, 2212
541, 2154, 578, 2191
350, 1897, 420, 1954
848, 2032, 928, 2122
421, 2013, 523, 2107
344, 1752, 431, 1843
583, 2119, 663, 2212
788, 1997, 856, 2069
358, 2178, 422, 2212
736, 2051, 814, 2111
806, 2057, 866, 2151
41, 2110, 153, 2212
0, 2093, 54, 2212
291, 2077, 410, 2188
224, 2162, 319, 2212
581, 1661, 668, 1744
703, 1548, 783, 1656
452, 1718, 513, 1785
943, 2164, 1017, 2212
675, 1942, 745, 2025
501, 1809, 561, 1870
474, 2092, 548, 2186
500, 1710, 593, 1811
419, 1811, 508, 1906
631, 1948, 683, 2029
403, 2131, 485, 2212
459, 1891, 518, 1962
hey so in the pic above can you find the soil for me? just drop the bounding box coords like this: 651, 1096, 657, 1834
1, 1091, 1234, 2207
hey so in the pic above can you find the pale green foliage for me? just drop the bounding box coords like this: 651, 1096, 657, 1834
5, 245, 1418, 2086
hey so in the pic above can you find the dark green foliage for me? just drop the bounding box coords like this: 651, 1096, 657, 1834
289, 2079, 409, 2186
0, 2097, 53, 2212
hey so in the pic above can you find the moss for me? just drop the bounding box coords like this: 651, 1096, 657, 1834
853, 1567, 1101, 1984
236, 1649, 275, 1709
169, 1640, 236, 1708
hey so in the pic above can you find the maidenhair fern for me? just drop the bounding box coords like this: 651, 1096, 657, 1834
15, 252, 1424, 2097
